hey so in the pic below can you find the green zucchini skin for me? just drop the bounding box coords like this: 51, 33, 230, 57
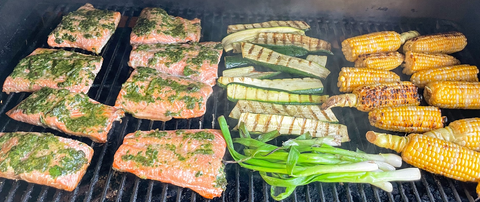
224, 56, 255, 69
222, 66, 281, 79
226, 82, 329, 105
218, 77, 324, 94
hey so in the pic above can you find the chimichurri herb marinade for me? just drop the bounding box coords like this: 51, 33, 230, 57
51, 5, 117, 42
0, 132, 88, 179
121, 130, 216, 165
9, 49, 101, 89
14, 88, 112, 134
132, 7, 200, 38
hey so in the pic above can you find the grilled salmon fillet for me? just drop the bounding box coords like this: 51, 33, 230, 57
0, 132, 93, 191
129, 42, 222, 86
47, 3, 121, 53
3, 48, 103, 94
6, 88, 124, 143
115, 67, 213, 121
130, 7, 201, 45
113, 129, 226, 199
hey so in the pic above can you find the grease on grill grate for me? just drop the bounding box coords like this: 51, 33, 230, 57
0, 4, 478, 202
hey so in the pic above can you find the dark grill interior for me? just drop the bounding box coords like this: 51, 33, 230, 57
0, 3, 479, 202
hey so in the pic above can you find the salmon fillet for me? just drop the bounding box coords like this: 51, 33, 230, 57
47, 3, 121, 53
129, 42, 222, 86
0, 132, 93, 191
6, 88, 124, 143
130, 7, 201, 45
115, 67, 213, 121
113, 129, 226, 199
3, 48, 103, 94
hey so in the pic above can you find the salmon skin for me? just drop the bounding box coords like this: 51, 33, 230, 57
3, 48, 103, 94
0, 132, 93, 191
6, 88, 124, 143
129, 42, 223, 86
47, 3, 121, 53
115, 67, 213, 121
113, 129, 226, 199
130, 7, 201, 45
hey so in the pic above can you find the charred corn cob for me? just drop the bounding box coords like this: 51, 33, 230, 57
423, 118, 480, 151
403, 31, 467, 54
227, 20, 310, 34
354, 52, 404, 70
410, 65, 479, 88
322, 81, 421, 112
368, 106, 444, 133
337, 67, 401, 92
403, 51, 461, 75
341, 31, 419, 62
424, 81, 480, 109
366, 131, 480, 196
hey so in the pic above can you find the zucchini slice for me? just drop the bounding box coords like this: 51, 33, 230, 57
235, 112, 349, 142
229, 100, 339, 123
227, 20, 310, 34
226, 82, 329, 105
218, 77, 323, 94
222, 27, 305, 52
234, 32, 333, 55
306, 55, 328, 67
241, 42, 330, 79
224, 56, 255, 69
222, 66, 281, 79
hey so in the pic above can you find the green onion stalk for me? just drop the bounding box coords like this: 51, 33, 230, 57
218, 116, 421, 200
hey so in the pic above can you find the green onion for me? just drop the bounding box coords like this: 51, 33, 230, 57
217, 116, 420, 200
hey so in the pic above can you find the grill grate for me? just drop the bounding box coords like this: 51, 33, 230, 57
0, 3, 478, 202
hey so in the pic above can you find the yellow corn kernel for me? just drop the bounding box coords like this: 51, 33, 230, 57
403, 51, 460, 75
354, 52, 404, 70
366, 131, 480, 183
322, 81, 421, 112
337, 67, 400, 92
424, 81, 480, 109
424, 118, 480, 151
368, 106, 444, 133
403, 31, 467, 54
342, 31, 402, 62
410, 65, 479, 88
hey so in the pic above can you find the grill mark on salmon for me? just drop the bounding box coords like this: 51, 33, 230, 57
130, 7, 201, 45
47, 3, 121, 54
112, 129, 226, 199
115, 67, 213, 121
0, 132, 93, 191
6, 88, 124, 143
3, 48, 103, 94
128, 42, 222, 86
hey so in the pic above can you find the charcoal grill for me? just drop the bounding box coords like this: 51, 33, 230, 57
0, 1, 480, 201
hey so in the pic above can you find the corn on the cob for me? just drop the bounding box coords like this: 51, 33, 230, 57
322, 81, 421, 112
341, 31, 419, 62
424, 81, 480, 109
403, 31, 467, 54
354, 52, 404, 70
410, 65, 479, 88
403, 51, 461, 75
337, 67, 401, 92
423, 118, 480, 151
368, 106, 444, 133
366, 131, 480, 196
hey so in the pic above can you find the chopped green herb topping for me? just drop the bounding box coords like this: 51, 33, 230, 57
51, 5, 117, 42
0, 132, 88, 179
